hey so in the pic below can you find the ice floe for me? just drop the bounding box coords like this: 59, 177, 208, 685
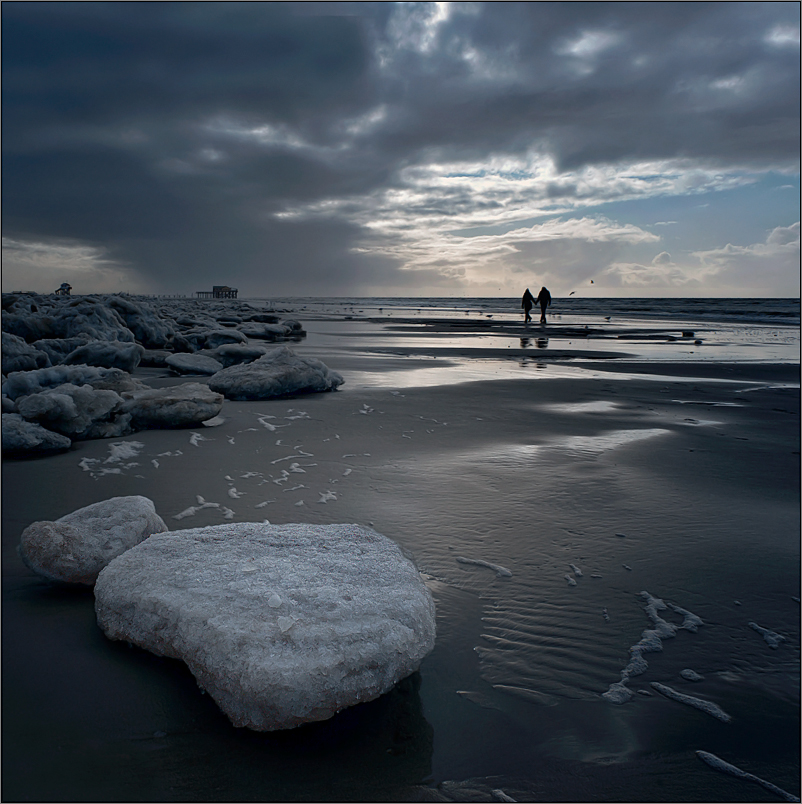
93, 523, 436, 731
19, 495, 167, 585
680, 668, 704, 681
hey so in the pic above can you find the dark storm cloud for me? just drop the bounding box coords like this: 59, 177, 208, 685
2, 1, 799, 294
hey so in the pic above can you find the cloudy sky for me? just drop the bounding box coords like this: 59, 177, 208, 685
2, 2, 799, 298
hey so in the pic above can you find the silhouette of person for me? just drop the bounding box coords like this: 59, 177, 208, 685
536, 287, 551, 323
521, 288, 535, 323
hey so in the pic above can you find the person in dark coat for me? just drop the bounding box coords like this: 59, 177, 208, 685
536, 287, 551, 323
521, 288, 535, 323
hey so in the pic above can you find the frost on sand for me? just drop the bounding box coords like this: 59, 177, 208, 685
94, 523, 436, 731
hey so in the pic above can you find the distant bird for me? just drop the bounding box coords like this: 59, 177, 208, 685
604, 316, 611, 321
569, 291, 575, 296
590, 280, 594, 284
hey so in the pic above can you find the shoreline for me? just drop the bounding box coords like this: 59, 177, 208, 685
2, 302, 799, 802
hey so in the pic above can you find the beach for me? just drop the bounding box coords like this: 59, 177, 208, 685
2, 298, 800, 802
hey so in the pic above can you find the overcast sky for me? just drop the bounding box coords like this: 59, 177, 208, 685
2, 1, 799, 298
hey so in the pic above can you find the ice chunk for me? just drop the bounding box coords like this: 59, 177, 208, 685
569, 563, 583, 577
696, 751, 800, 802
564, 574, 577, 586
94, 523, 436, 731
2, 364, 141, 401
208, 346, 344, 400
650, 682, 731, 722
165, 353, 224, 376
19, 495, 167, 585
680, 669, 704, 681
16, 383, 129, 439
62, 340, 144, 373
122, 383, 224, 430
2, 413, 72, 454
2, 332, 50, 373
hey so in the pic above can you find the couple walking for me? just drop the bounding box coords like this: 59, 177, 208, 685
522, 287, 551, 324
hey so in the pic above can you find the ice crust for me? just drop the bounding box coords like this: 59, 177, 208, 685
2, 332, 50, 374
19, 495, 168, 585
62, 340, 144, 373
94, 522, 436, 731
208, 346, 344, 400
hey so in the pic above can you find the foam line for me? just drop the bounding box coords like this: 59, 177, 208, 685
456, 557, 512, 577
650, 682, 731, 722
696, 751, 800, 802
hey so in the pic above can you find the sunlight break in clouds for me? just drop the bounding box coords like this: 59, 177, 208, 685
275, 152, 762, 293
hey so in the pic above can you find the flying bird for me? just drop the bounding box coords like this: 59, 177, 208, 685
569, 291, 575, 296
590, 280, 594, 284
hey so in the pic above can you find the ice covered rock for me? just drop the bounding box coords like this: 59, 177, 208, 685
51, 297, 135, 342
2, 412, 72, 454
139, 349, 171, 368
20, 496, 168, 585
16, 383, 131, 439
121, 383, 224, 429
2, 364, 142, 401
203, 329, 247, 349
62, 340, 144, 373
32, 336, 92, 365
104, 296, 175, 349
2, 332, 51, 373
165, 353, 224, 375
208, 346, 344, 400
202, 343, 269, 368
94, 523, 436, 731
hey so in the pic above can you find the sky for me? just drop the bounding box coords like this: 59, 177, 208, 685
2, 1, 799, 298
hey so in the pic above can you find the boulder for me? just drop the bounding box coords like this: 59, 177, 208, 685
165, 353, 224, 376
2, 412, 72, 454
121, 383, 224, 429
208, 346, 343, 400
94, 523, 436, 731
20, 496, 168, 585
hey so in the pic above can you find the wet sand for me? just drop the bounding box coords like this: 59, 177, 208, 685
2, 311, 800, 802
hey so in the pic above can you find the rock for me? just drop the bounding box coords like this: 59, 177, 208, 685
208, 346, 344, 400
94, 523, 436, 731
165, 353, 224, 375
121, 383, 224, 429
61, 340, 145, 372
2, 412, 72, 454
20, 496, 168, 585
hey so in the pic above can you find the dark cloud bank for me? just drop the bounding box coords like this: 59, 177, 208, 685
2, 2, 799, 295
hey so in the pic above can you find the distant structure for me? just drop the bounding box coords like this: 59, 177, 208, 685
196, 285, 238, 299
54, 282, 72, 296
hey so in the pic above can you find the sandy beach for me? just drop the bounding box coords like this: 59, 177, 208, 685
2, 301, 799, 802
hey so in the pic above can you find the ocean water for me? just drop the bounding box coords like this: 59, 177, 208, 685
2, 297, 800, 802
